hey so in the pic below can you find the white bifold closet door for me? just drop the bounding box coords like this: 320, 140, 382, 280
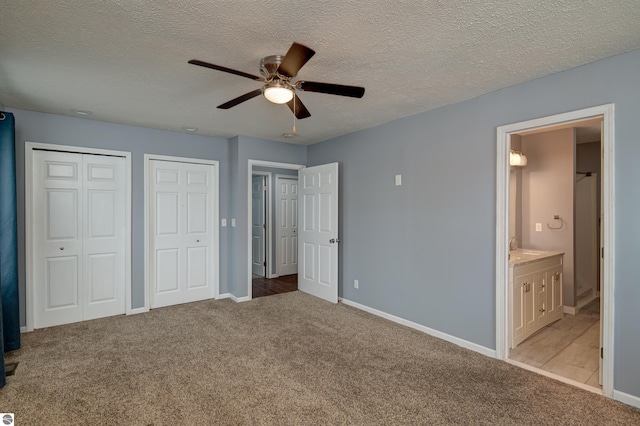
149, 160, 215, 308
33, 150, 126, 328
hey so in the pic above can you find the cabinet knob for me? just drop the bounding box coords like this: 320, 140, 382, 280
539, 308, 546, 313
60, 247, 64, 250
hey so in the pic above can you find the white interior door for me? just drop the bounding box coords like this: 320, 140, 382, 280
82, 154, 126, 320
33, 150, 125, 328
33, 151, 84, 327
251, 175, 266, 276
298, 163, 339, 303
575, 173, 598, 301
276, 176, 298, 276
149, 160, 216, 308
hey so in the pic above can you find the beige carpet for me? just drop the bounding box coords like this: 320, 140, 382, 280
2, 291, 639, 425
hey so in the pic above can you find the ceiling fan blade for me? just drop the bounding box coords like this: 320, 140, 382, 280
287, 94, 311, 119
277, 42, 316, 78
188, 59, 262, 81
299, 81, 365, 98
217, 89, 263, 109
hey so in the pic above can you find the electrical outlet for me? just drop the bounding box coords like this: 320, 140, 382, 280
354, 279, 359, 289
535, 223, 542, 232
231, 218, 236, 227
221, 219, 227, 227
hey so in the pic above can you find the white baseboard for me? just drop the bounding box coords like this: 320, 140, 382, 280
563, 305, 578, 315
218, 293, 251, 303
613, 390, 640, 409
340, 298, 496, 358
20, 326, 28, 334
128, 307, 149, 315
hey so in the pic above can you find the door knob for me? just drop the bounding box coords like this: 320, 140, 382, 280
329, 238, 340, 244
196, 239, 200, 243
60, 247, 64, 250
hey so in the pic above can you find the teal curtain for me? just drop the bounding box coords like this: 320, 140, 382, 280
0, 111, 20, 387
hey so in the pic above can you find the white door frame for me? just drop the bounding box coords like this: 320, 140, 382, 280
25, 142, 133, 332
247, 160, 305, 299
495, 104, 615, 398
275, 174, 299, 277
251, 171, 272, 278
144, 154, 220, 311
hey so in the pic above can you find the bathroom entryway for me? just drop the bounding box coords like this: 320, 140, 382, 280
496, 104, 615, 397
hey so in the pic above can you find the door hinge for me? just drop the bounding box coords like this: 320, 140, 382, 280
601, 247, 604, 258
601, 347, 603, 359
263, 261, 266, 267
263, 224, 266, 229
263, 186, 267, 191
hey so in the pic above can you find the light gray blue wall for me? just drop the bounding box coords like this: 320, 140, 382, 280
308, 49, 640, 398
230, 136, 306, 296
9, 108, 230, 320
253, 166, 298, 276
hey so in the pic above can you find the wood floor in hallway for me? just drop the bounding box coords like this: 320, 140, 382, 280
510, 298, 601, 387
252, 274, 298, 298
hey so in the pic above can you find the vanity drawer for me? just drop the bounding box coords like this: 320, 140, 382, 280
513, 255, 563, 277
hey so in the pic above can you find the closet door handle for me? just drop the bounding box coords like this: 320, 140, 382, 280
60, 247, 64, 251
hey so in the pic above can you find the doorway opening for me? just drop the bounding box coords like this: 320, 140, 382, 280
496, 104, 615, 398
248, 160, 304, 299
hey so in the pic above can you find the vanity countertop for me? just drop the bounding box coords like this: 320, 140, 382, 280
509, 248, 564, 266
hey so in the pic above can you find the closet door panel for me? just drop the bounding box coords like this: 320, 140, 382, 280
33, 151, 84, 328
82, 155, 126, 320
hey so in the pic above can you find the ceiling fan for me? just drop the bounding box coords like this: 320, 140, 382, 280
188, 42, 365, 119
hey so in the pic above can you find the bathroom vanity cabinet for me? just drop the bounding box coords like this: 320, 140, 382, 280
509, 250, 564, 348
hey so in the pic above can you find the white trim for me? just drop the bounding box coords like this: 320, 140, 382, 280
24, 142, 132, 331
495, 104, 615, 398
20, 326, 28, 334
613, 390, 640, 410
218, 293, 251, 303
275, 174, 299, 278
341, 298, 497, 358
506, 359, 602, 395
144, 154, 220, 310
247, 160, 305, 300
251, 171, 272, 278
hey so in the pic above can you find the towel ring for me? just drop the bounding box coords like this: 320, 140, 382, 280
547, 215, 564, 230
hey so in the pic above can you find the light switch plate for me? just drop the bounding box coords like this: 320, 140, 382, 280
231, 218, 236, 227
395, 174, 402, 186
221, 218, 227, 227
535, 223, 542, 232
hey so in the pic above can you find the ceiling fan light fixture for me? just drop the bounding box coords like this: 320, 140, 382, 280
263, 85, 293, 104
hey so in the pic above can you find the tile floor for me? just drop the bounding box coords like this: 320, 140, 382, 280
510, 299, 601, 388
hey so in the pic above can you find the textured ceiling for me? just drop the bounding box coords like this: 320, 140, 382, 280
1, 1, 639, 145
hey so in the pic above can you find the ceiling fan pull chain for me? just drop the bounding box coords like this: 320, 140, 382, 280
292, 95, 297, 134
